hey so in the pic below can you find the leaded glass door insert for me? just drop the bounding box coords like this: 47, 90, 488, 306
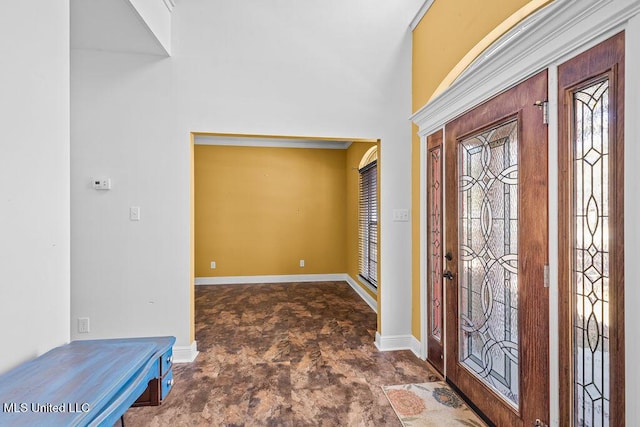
458, 119, 519, 408
572, 78, 610, 426
426, 130, 444, 374
430, 146, 443, 341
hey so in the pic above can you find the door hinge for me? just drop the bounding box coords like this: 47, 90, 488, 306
534, 100, 549, 125
544, 265, 549, 288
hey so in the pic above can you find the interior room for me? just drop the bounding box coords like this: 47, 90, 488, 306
1, 0, 639, 425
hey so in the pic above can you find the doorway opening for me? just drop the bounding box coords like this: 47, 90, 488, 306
189, 133, 382, 335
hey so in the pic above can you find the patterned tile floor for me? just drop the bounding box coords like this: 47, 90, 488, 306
124, 281, 438, 426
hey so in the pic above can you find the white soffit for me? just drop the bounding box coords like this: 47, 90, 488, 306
71, 0, 169, 56
411, 0, 640, 137
194, 135, 354, 150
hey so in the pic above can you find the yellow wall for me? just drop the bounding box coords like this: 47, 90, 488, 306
195, 145, 347, 277
411, 0, 551, 338
345, 142, 377, 300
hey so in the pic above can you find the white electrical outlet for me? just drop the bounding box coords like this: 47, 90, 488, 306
211, 261, 216, 269
299, 259, 305, 267
78, 317, 90, 334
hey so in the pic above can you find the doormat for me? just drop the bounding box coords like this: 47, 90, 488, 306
382, 382, 487, 427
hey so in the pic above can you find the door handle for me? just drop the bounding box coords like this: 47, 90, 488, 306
443, 271, 454, 280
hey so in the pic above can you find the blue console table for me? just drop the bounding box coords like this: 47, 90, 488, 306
0, 336, 175, 426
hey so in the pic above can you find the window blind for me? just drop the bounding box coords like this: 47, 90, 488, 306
358, 160, 377, 287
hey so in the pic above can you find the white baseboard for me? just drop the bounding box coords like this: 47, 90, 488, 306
195, 274, 346, 285
173, 341, 199, 363
375, 332, 422, 359
410, 336, 423, 359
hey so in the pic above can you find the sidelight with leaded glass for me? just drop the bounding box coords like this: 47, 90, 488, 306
572, 78, 610, 427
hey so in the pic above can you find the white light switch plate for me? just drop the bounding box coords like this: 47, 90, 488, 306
392, 209, 409, 222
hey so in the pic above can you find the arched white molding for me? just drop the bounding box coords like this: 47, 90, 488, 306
411, 0, 640, 136
358, 145, 378, 169
428, 0, 553, 103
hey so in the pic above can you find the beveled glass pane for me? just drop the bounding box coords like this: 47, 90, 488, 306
458, 119, 519, 408
573, 78, 610, 427
429, 146, 443, 341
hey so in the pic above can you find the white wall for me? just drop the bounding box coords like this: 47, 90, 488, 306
0, 1, 70, 373
625, 11, 640, 425
71, 0, 422, 350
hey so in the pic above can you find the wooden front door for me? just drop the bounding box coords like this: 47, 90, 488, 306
443, 70, 549, 426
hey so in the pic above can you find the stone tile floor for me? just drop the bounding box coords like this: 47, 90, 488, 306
124, 281, 438, 426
